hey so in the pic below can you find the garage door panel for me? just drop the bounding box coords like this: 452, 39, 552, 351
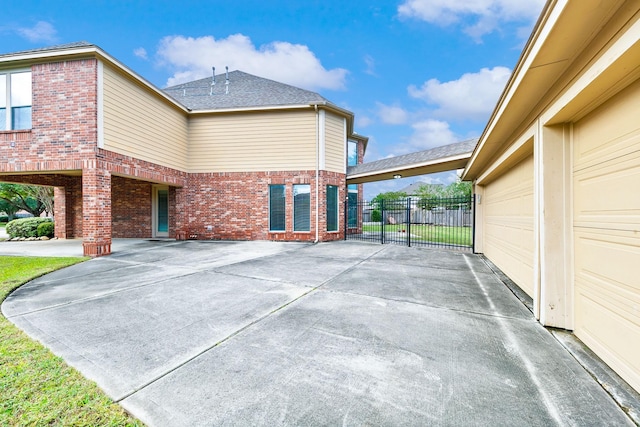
575, 229, 640, 297
575, 291, 640, 393
574, 150, 640, 231
574, 79, 640, 171
573, 78, 640, 393
483, 155, 534, 297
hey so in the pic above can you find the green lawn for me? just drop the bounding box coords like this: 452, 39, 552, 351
0, 256, 144, 426
362, 223, 472, 246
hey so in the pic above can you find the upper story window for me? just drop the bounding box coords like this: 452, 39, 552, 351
348, 140, 358, 166
0, 70, 32, 131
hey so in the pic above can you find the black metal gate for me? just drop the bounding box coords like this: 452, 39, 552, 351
345, 195, 474, 252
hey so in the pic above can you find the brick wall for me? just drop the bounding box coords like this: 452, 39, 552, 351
180, 170, 346, 242
0, 56, 352, 251
111, 176, 152, 238
1, 59, 98, 174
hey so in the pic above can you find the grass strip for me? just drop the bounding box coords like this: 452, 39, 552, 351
362, 224, 472, 246
0, 256, 144, 426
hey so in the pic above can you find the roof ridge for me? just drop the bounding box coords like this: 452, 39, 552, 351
162, 69, 329, 111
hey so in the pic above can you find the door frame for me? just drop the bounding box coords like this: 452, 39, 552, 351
152, 185, 170, 238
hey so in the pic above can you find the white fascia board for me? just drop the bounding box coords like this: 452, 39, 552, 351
348, 152, 473, 180
189, 104, 312, 114
540, 15, 640, 124
464, 0, 568, 178
94, 49, 189, 112
0, 45, 190, 113
475, 123, 536, 185
0, 46, 99, 63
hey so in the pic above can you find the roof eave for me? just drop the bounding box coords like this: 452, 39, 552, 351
0, 44, 190, 113
347, 152, 472, 184
188, 104, 315, 114
462, 0, 558, 180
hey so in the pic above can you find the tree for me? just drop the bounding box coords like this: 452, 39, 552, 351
442, 180, 472, 198
0, 197, 20, 220
415, 184, 444, 210
370, 191, 407, 207
0, 183, 53, 217
31, 185, 54, 216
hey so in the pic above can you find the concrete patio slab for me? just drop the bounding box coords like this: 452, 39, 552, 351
2, 240, 636, 426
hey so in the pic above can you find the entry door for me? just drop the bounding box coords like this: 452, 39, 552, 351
154, 187, 169, 237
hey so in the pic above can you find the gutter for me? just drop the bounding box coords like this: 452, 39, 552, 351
314, 104, 320, 243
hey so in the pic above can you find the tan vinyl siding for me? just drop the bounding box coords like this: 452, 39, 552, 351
102, 63, 188, 171
188, 110, 316, 172
325, 112, 345, 173
483, 154, 535, 297
573, 78, 640, 393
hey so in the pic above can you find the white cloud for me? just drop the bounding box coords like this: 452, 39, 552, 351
133, 47, 148, 60
385, 119, 458, 157
407, 119, 458, 150
408, 66, 511, 121
398, 0, 544, 40
157, 34, 348, 90
356, 114, 374, 128
376, 102, 409, 125
364, 54, 376, 76
17, 21, 57, 43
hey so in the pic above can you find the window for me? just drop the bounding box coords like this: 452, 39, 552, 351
326, 185, 338, 232
347, 184, 358, 228
269, 185, 286, 231
348, 140, 358, 166
1, 71, 32, 130
293, 184, 310, 232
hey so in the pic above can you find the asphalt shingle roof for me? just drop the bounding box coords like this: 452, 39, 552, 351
347, 138, 478, 176
0, 41, 95, 59
163, 71, 329, 111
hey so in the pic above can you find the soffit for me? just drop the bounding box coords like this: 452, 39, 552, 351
464, 0, 629, 179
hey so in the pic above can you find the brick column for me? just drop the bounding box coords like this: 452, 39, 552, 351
53, 187, 67, 239
82, 168, 112, 256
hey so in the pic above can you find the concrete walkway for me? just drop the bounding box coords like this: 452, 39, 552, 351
1, 240, 636, 426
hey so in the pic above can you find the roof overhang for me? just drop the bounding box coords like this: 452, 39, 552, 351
463, 0, 639, 180
0, 44, 187, 113
347, 152, 470, 184
347, 139, 476, 184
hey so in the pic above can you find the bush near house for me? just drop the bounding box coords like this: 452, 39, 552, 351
36, 221, 55, 238
371, 210, 382, 222
6, 218, 53, 239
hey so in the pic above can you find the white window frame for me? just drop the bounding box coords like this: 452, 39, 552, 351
1, 68, 32, 131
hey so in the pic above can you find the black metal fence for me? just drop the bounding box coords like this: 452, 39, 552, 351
345, 196, 474, 251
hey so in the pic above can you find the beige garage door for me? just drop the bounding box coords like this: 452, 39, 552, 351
573, 78, 640, 393
483, 154, 535, 297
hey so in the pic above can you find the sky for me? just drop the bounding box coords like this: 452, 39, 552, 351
1, 0, 545, 200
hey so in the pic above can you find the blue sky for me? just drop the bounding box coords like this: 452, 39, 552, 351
2, 0, 545, 199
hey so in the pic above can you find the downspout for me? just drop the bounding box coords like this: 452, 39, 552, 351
314, 104, 320, 243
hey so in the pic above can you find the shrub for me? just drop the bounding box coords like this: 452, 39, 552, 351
6, 218, 53, 238
371, 209, 382, 222
0, 215, 8, 223
37, 221, 55, 238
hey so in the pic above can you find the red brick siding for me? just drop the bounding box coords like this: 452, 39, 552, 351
0, 56, 351, 252
180, 170, 345, 242
111, 176, 152, 238
82, 168, 111, 256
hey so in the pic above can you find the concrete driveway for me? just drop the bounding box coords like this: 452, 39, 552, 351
1, 240, 635, 426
